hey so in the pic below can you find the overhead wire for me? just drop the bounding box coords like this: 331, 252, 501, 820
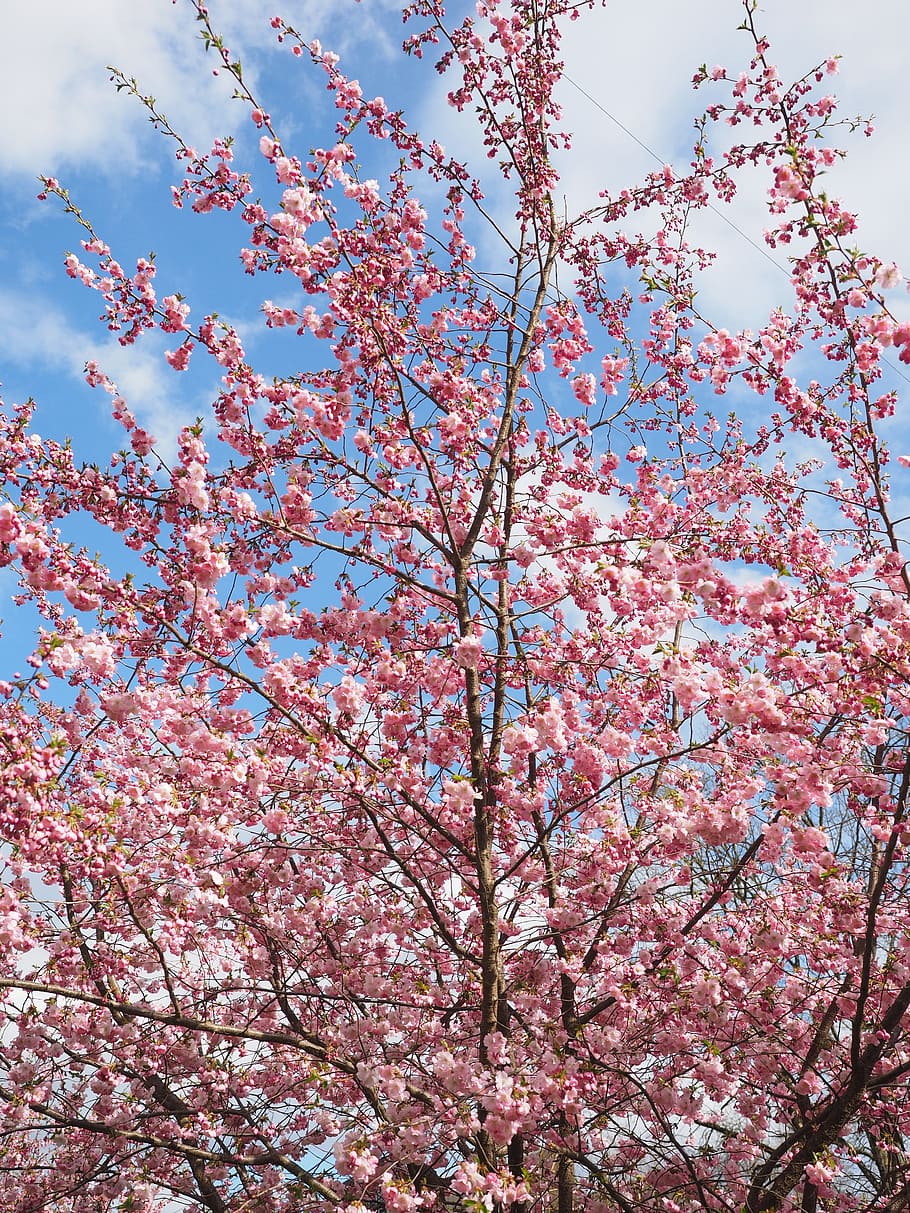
562, 72, 910, 390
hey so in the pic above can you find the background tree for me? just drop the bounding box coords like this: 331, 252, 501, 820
0, 1, 909, 1211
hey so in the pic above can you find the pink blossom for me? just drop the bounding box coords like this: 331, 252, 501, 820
454, 634, 483, 669
101, 693, 137, 721
165, 342, 193, 371
572, 373, 597, 407
332, 675, 365, 717
874, 261, 902, 290
0, 504, 21, 544
1, 7, 907, 1212
600, 354, 628, 394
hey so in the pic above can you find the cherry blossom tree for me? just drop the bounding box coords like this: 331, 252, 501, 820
1, 1, 910, 1211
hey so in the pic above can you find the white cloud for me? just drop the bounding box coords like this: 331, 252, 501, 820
4, 1, 905, 291
4, 1, 907, 442
0, 289, 191, 458
406, 1, 908, 335
0, 0, 404, 181
0, 0, 413, 459
0, 3, 227, 178
557, 0, 910, 329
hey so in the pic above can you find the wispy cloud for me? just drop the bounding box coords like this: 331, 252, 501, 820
0, 0, 405, 182
0, 3, 229, 179
0, 289, 191, 458
557, 0, 910, 328
406, 1, 908, 333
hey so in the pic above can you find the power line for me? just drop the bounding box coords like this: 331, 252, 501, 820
562, 72, 910, 391
563, 72, 790, 278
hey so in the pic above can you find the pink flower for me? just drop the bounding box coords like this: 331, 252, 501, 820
600, 355, 628, 394
874, 261, 902, 290
160, 294, 190, 333
572, 373, 597, 407
332, 675, 365, 717
0, 504, 21, 544
442, 779, 476, 817
454, 635, 483, 669
501, 723, 540, 760
101, 693, 137, 721
130, 428, 156, 456
536, 699, 568, 751
165, 343, 193, 372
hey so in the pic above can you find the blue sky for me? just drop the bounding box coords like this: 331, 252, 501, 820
0, 0, 907, 458
0, 0, 907, 668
